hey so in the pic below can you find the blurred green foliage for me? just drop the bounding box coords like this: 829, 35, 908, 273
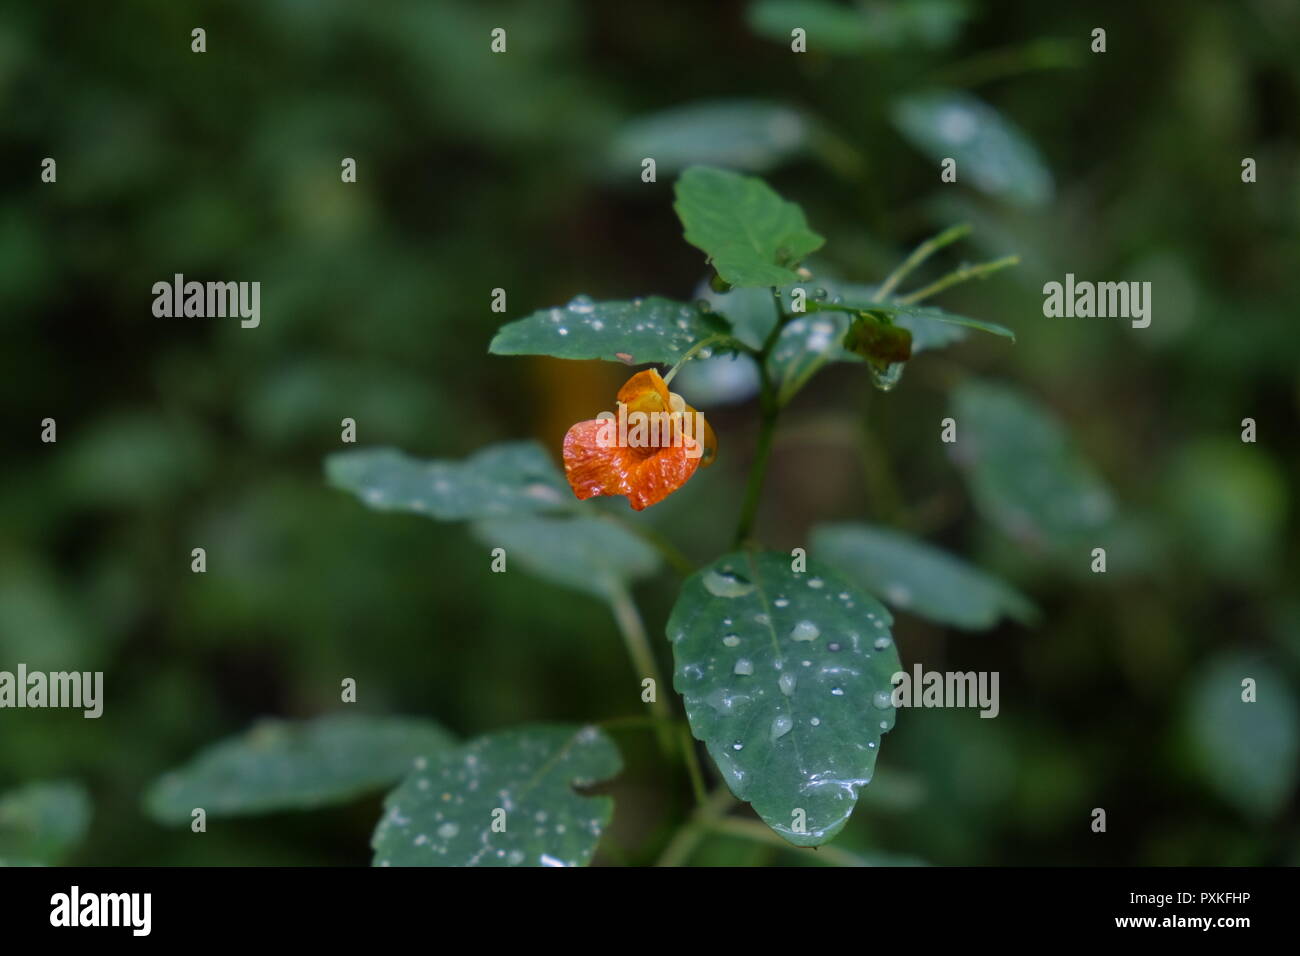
1, 0, 1297, 865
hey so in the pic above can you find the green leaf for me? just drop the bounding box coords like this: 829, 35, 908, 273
812, 522, 1036, 630
701, 283, 780, 351
666, 550, 902, 846
1184, 653, 1298, 819
868, 301, 1015, 342
610, 100, 811, 175
815, 279, 986, 350
371, 724, 621, 867
0, 781, 91, 866
764, 280, 1013, 403
768, 310, 858, 403
144, 714, 455, 823
489, 295, 727, 365
326, 441, 570, 521
892, 91, 1053, 206
951, 380, 1115, 550
748, 0, 970, 54
471, 514, 659, 600
674, 166, 825, 288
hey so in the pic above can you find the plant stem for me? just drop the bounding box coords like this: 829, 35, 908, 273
679, 723, 708, 806
875, 223, 971, 301
607, 583, 674, 755
732, 396, 778, 547
663, 332, 733, 386
898, 255, 1020, 305
600, 512, 694, 576
703, 818, 872, 867
655, 786, 736, 867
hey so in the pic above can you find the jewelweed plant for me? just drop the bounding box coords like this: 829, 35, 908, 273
144, 167, 1032, 866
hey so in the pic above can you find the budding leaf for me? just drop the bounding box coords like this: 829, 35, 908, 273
674, 166, 825, 288
843, 311, 914, 369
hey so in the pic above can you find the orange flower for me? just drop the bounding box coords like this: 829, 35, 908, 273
563, 369, 717, 511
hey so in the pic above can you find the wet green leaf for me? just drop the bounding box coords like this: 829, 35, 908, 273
145, 715, 455, 823
666, 550, 902, 846
867, 301, 1015, 341
0, 781, 91, 866
490, 296, 730, 366
471, 514, 660, 600
765, 281, 1012, 402
812, 522, 1036, 630
326, 441, 570, 521
892, 91, 1053, 206
674, 167, 824, 287
371, 724, 621, 867
951, 380, 1114, 550
1185, 653, 1298, 819
701, 283, 780, 350
610, 100, 811, 175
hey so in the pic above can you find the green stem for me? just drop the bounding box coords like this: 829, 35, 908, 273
898, 255, 1020, 305
703, 818, 871, 867
600, 513, 694, 576
927, 38, 1081, 89
655, 786, 736, 867
663, 332, 733, 386
731, 288, 791, 547
732, 395, 778, 547
608, 583, 674, 756
679, 724, 708, 806
875, 223, 971, 301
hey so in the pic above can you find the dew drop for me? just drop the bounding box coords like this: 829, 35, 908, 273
874, 636, 893, 650
872, 690, 894, 710
703, 568, 755, 598
437, 822, 459, 840
779, 672, 797, 696
722, 634, 741, 647
568, 294, 595, 314
790, 620, 820, 642
733, 658, 754, 676
770, 715, 793, 740
870, 362, 905, 392
807, 577, 824, 589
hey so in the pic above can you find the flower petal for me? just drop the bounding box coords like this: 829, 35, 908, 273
563, 418, 701, 511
